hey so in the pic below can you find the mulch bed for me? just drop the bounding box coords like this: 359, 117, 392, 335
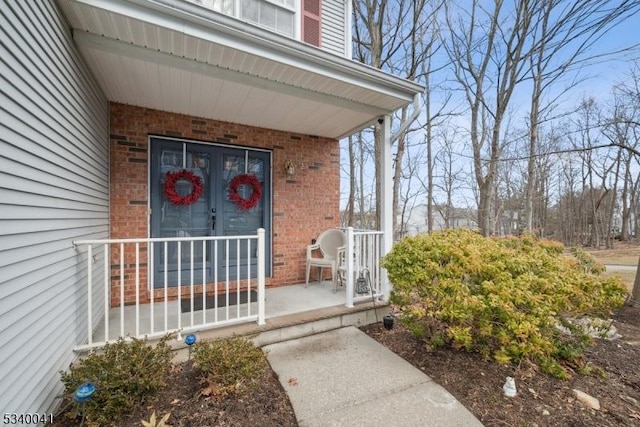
361, 302, 640, 427
51, 303, 640, 426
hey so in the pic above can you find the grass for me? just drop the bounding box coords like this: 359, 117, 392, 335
585, 243, 640, 265
585, 242, 638, 293
603, 270, 636, 293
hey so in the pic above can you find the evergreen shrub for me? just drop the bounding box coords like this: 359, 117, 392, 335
59, 335, 173, 425
192, 336, 266, 396
382, 229, 626, 377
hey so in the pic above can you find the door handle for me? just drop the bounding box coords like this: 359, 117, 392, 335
211, 208, 216, 230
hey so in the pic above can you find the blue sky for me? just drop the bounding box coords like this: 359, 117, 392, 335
560, 8, 640, 102
340, 4, 640, 213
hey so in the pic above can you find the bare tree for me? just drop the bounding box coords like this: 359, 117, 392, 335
444, 0, 536, 236
523, 0, 640, 233
433, 127, 469, 229
353, 0, 443, 232
396, 141, 428, 237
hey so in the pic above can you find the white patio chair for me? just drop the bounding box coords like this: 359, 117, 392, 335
305, 228, 346, 290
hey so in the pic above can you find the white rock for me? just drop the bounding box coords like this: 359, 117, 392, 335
503, 377, 517, 397
542, 409, 551, 416
573, 389, 600, 410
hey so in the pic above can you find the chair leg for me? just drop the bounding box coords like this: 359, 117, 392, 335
305, 261, 311, 287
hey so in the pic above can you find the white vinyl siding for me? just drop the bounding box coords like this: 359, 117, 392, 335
321, 0, 347, 56
0, 0, 108, 417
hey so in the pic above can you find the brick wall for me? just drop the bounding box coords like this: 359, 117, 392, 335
109, 103, 340, 304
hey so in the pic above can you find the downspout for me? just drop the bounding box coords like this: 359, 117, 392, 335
390, 92, 422, 143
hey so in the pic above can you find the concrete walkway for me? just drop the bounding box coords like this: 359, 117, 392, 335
264, 326, 483, 427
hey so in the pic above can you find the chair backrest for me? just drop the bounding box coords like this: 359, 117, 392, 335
316, 228, 346, 260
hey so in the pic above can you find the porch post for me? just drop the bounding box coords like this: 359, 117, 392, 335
380, 115, 393, 301
345, 226, 355, 308
257, 228, 266, 325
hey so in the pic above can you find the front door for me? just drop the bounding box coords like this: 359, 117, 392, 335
149, 137, 271, 287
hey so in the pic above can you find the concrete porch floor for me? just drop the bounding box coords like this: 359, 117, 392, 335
89, 280, 387, 351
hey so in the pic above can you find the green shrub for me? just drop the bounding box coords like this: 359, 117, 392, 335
382, 229, 627, 378
59, 335, 173, 426
192, 336, 266, 396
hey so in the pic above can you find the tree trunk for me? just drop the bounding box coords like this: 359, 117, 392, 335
632, 255, 640, 303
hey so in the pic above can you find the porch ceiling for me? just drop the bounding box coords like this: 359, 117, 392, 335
57, 0, 423, 139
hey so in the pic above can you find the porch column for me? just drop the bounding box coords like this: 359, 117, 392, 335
379, 114, 393, 301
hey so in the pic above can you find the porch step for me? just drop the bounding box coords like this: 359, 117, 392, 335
171, 302, 389, 362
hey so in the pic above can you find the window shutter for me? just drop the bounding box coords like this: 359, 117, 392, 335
302, 0, 321, 47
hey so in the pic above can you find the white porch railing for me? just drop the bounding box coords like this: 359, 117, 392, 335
341, 227, 386, 308
72, 229, 265, 351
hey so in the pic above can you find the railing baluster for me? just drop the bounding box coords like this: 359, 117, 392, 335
190, 241, 194, 328
119, 243, 124, 338
149, 242, 154, 335
225, 239, 230, 321
87, 245, 93, 346
103, 243, 109, 342
177, 242, 182, 337
236, 237, 241, 319
376, 234, 381, 294
135, 242, 140, 337
214, 240, 218, 323
202, 240, 207, 325
247, 238, 251, 317
164, 241, 168, 333
257, 229, 265, 325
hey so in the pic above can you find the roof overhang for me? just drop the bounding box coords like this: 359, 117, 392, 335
57, 0, 423, 139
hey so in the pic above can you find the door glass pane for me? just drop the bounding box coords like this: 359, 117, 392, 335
158, 149, 211, 277
222, 154, 264, 263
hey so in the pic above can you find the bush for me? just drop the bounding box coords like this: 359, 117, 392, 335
382, 229, 627, 378
59, 336, 173, 426
192, 336, 266, 396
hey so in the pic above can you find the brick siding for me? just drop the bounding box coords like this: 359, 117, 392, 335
109, 103, 339, 304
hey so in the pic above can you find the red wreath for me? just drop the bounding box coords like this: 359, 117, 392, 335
164, 169, 203, 206
228, 174, 262, 211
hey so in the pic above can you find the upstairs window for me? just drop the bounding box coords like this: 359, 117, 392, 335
241, 0, 295, 37
190, 0, 295, 38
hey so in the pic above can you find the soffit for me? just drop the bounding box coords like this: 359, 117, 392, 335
58, 0, 423, 139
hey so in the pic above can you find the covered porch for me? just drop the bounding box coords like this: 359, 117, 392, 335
60, 0, 422, 350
